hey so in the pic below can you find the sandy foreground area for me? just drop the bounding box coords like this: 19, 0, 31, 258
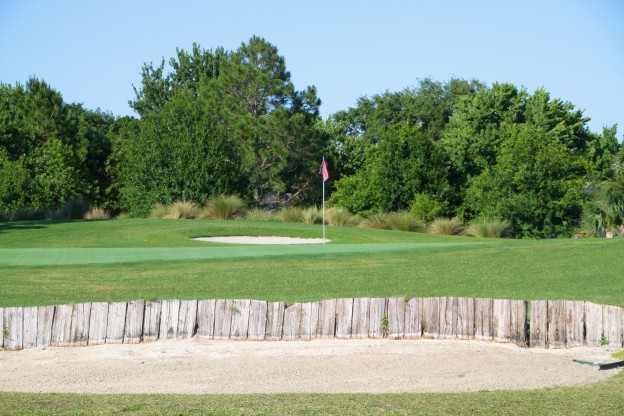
0, 338, 619, 394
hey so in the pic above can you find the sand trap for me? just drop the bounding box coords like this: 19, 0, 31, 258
0, 338, 619, 394
193, 236, 329, 244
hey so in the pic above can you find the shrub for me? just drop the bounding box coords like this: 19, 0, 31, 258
325, 207, 355, 227
361, 211, 390, 230
202, 195, 246, 220
279, 206, 303, 223
244, 208, 279, 222
410, 193, 444, 223
53, 199, 91, 220
302, 207, 323, 224
149, 203, 169, 219
428, 217, 463, 235
84, 207, 110, 220
11, 207, 47, 221
464, 218, 512, 238
168, 200, 199, 219
385, 211, 426, 232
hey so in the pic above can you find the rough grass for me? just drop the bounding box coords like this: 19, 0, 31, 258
278, 206, 303, 223
429, 217, 463, 235
465, 217, 513, 238
201, 195, 246, 220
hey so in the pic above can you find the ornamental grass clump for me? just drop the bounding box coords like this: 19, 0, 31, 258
278, 206, 303, 223
245, 208, 279, 222
84, 207, 110, 220
464, 217, 512, 238
149, 203, 169, 219
385, 211, 426, 232
302, 207, 323, 224
325, 207, 353, 226
168, 200, 199, 219
362, 211, 390, 230
428, 217, 463, 235
201, 195, 246, 220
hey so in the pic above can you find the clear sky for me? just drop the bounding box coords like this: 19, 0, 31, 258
1, 0, 622, 136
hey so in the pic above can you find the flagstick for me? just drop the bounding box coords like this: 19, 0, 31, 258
322, 178, 326, 245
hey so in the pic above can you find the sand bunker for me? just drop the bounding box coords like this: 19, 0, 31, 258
193, 236, 329, 244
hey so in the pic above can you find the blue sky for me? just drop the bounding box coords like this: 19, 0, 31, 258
1, 0, 622, 135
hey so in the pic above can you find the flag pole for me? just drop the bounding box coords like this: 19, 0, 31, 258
322, 176, 326, 244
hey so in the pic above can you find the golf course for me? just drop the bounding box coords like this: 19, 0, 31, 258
1, 218, 623, 414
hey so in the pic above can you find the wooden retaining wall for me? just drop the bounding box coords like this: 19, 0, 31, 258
1, 298, 623, 351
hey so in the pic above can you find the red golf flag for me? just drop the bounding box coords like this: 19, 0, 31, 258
320, 157, 329, 182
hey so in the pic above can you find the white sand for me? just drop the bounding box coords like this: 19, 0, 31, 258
0, 338, 619, 394
193, 236, 329, 244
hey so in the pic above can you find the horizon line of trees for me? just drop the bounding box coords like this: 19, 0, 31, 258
1, 36, 623, 238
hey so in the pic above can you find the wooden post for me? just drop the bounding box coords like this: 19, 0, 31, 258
492, 299, 511, 343
335, 298, 354, 339
142, 300, 162, 342
474, 298, 493, 341
387, 297, 405, 339
23, 306, 38, 349
439, 297, 456, 339
265, 301, 285, 340
300, 301, 320, 340
0, 307, 4, 349
159, 300, 180, 340
564, 300, 584, 347
369, 298, 387, 339
124, 299, 145, 344
51, 304, 73, 347
70, 302, 91, 347
510, 300, 528, 346
547, 300, 566, 348
282, 303, 302, 340
351, 298, 370, 339
248, 300, 268, 341
177, 300, 198, 339
456, 297, 475, 340
404, 297, 422, 339
106, 302, 127, 344
213, 299, 233, 340
229, 299, 250, 340
584, 302, 603, 346
529, 300, 548, 347
422, 297, 441, 339
604, 305, 623, 348
4, 307, 23, 350
88, 302, 108, 346
197, 299, 216, 339
316, 299, 336, 339
36, 305, 55, 347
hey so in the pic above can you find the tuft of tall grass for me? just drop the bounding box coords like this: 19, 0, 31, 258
57, 198, 91, 220
278, 206, 303, 223
385, 211, 426, 232
302, 207, 323, 224
84, 207, 110, 220
428, 217, 463, 235
361, 211, 390, 230
9, 207, 47, 221
201, 195, 246, 220
464, 218, 512, 238
244, 208, 279, 222
168, 200, 199, 219
149, 203, 169, 219
325, 207, 353, 227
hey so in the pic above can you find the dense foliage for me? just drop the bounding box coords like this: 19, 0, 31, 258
1, 37, 622, 237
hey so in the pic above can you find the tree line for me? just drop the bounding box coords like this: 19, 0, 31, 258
0, 36, 622, 238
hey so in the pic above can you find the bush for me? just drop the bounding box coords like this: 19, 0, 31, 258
10, 207, 47, 221
84, 207, 111, 220
410, 193, 444, 223
428, 217, 463, 235
464, 218, 512, 238
201, 195, 246, 220
302, 207, 322, 224
55, 198, 91, 220
279, 206, 303, 223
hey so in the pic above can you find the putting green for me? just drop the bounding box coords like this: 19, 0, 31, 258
0, 242, 490, 266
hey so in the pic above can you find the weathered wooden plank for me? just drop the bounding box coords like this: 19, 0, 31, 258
584, 302, 603, 346
300, 301, 319, 340
51, 304, 73, 347
335, 298, 354, 339
510, 300, 528, 346
197, 299, 216, 339
0, 307, 4, 349
142, 300, 162, 342
316, 299, 336, 339
282, 303, 302, 340
159, 300, 180, 340
439, 297, 456, 339
177, 299, 198, 339
422, 297, 441, 339
5, 307, 23, 350
387, 297, 405, 339
22, 306, 38, 349
248, 300, 268, 341
604, 305, 623, 348
36, 305, 55, 347
229, 299, 250, 340
547, 300, 566, 348
213, 299, 233, 340
456, 297, 475, 340
88, 302, 109, 345
70, 302, 91, 347
265, 301, 285, 340
369, 298, 387, 339
351, 298, 370, 339
564, 300, 584, 347
529, 300, 548, 347
474, 298, 493, 341
404, 297, 422, 339
492, 299, 511, 343
124, 299, 145, 344
106, 302, 127, 344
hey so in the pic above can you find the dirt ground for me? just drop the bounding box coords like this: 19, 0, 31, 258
0, 338, 619, 394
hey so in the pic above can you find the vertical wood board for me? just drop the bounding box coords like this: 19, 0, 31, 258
124, 299, 145, 344
404, 298, 422, 339
300, 301, 319, 340
248, 300, 268, 341
213, 299, 233, 340
106, 302, 127, 344
282, 303, 302, 340
142, 300, 162, 342
197, 300, 216, 339
584, 302, 603, 346
529, 300, 548, 347
70, 302, 91, 346
351, 298, 370, 339
387, 297, 405, 339
51, 304, 73, 347
36, 305, 55, 347
456, 297, 475, 340
5, 307, 23, 350
317, 299, 336, 339
229, 299, 250, 340
159, 300, 180, 340
22, 306, 38, 349
439, 297, 456, 339
177, 300, 198, 339
422, 297, 440, 339
368, 298, 387, 339
492, 299, 511, 343
474, 298, 493, 341
547, 300, 566, 348
604, 305, 623, 348
335, 298, 354, 339
510, 300, 528, 346
265, 301, 285, 340
88, 302, 108, 345
564, 301, 584, 347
